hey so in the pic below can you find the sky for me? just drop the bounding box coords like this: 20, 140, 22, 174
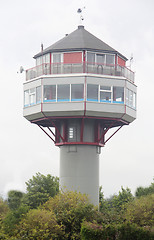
0, 0, 153, 199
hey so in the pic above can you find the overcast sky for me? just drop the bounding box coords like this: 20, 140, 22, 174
0, 0, 153, 199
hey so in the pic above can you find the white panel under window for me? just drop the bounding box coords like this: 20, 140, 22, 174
71, 84, 84, 101
57, 84, 70, 101
44, 85, 56, 102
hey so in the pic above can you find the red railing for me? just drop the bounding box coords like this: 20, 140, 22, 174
26, 62, 134, 82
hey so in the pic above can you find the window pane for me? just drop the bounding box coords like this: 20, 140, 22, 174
36, 86, 41, 103
129, 90, 133, 107
133, 92, 136, 109
29, 88, 36, 105
113, 87, 124, 103
24, 90, 29, 107
44, 85, 56, 102
57, 84, 70, 101
100, 86, 111, 91
71, 84, 84, 101
106, 55, 115, 65
100, 92, 111, 102
96, 54, 105, 64
68, 126, 77, 141
87, 52, 95, 63
87, 84, 98, 101
53, 53, 61, 63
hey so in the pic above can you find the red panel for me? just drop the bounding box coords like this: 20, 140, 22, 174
64, 52, 82, 64
118, 56, 126, 67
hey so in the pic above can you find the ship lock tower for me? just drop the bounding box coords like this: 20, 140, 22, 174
23, 25, 137, 206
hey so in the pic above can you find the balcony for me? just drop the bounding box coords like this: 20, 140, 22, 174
26, 62, 135, 82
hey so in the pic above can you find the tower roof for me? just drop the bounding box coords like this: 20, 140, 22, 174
34, 25, 127, 60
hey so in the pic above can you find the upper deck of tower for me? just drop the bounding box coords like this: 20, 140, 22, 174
26, 25, 134, 82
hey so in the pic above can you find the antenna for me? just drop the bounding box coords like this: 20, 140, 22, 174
77, 7, 85, 25
129, 53, 134, 69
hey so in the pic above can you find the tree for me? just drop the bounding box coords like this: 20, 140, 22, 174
16, 208, 64, 240
124, 194, 154, 229
7, 190, 24, 210
42, 191, 99, 240
135, 181, 154, 198
23, 172, 59, 209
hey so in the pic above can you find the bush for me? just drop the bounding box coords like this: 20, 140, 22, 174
81, 222, 154, 240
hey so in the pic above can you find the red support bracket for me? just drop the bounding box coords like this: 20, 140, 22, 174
38, 125, 56, 143
104, 125, 123, 144
48, 119, 65, 142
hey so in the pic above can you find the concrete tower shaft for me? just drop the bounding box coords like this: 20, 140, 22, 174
60, 145, 99, 206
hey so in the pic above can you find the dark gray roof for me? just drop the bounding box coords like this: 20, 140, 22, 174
34, 25, 127, 60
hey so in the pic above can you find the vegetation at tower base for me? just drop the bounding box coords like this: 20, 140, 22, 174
0, 175, 153, 240
23, 172, 59, 209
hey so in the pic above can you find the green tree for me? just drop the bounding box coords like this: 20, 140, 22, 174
124, 194, 154, 229
135, 181, 154, 198
42, 191, 99, 240
16, 208, 64, 240
23, 172, 59, 209
7, 190, 24, 210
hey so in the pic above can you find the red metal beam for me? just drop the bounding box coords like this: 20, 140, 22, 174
104, 125, 123, 144
38, 125, 56, 143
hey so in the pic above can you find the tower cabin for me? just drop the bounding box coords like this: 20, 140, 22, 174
23, 26, 136, 205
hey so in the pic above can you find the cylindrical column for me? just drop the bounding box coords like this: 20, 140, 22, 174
59, 145, 100, 206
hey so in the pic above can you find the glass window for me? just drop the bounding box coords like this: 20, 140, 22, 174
36, 86, 41, 103
68, 126, 77, 141
53, 53, 61, 63
57, 84, 70, 102
106, 54, 115, 65
87, 52, 95, 63
29, 88, 36, 105
36, 57, 42, 66
96, 54, 105, 64
100, 86, 111, 102
113, 87, 124, 103
87, 84, 98, 101
24, 90, 29, 107
100, 91, 111, 102
44, 85, 56, 102
71, 84, 84, 101
133, 92, 136, 109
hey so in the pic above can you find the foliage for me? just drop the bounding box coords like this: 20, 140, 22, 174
7, 190, 24, 210
99, 186, 134, 224
81, 221, 154, 240
42, 191, 99, 240
124, 194, 154, 228
23, 172, 59, 209
3, 204, 29, 237
135, 181, 154, 198
16, 208, 64, 240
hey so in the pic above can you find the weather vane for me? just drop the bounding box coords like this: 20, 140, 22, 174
77, 7, 85, 25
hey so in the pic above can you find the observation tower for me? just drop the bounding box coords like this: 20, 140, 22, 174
23, 25, 137, 205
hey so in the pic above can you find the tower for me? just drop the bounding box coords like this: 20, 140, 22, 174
23, 25, 136, 206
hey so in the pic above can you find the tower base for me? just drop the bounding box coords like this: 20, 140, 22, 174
59, 145, 100, 206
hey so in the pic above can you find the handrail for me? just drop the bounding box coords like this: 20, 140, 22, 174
26, 62, 134, 82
